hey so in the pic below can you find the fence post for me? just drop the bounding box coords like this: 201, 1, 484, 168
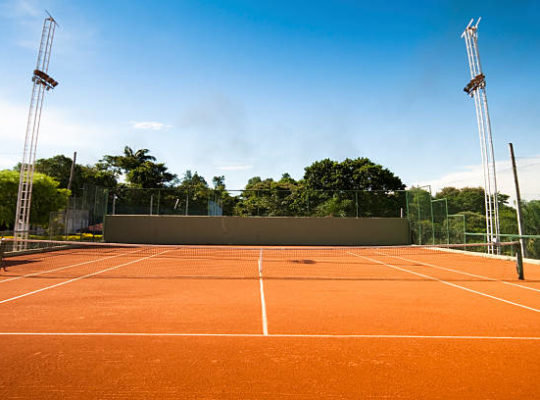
355, 191, 359, 218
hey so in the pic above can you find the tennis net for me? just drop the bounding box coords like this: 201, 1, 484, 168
0, 238, 525, 281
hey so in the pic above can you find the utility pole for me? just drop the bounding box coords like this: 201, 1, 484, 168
508, 143, 527, 258
14, 12, 59, 248
461, 18, 500, 253
67, 151, 77, 192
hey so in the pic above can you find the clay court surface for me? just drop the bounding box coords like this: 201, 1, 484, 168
1, 244, 540, 399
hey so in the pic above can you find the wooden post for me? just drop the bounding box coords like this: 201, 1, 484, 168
67, 151, 77, 192
509, 143, 527, 258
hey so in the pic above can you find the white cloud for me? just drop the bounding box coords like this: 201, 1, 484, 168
0, 97, 118, 168
0, 154, 20, 170
217, 164, 253, 171
417, 156, 540, 204
130, 121, 172, 131
1, 0, 41, 18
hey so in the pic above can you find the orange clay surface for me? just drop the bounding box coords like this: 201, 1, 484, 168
1, 246, 540, 399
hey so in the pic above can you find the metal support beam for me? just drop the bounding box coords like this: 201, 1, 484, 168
461, 18, 500, 253
14, 14, 59, 249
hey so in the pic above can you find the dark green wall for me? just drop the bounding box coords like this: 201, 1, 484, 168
104, 215, 410, 246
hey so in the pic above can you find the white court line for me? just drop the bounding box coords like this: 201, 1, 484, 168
258, 248, 269, 336
0, 249, 171, 305
382, 253, 540, 294
0, 332, 540, 340
347, 252, 540, 314
0, 248, 144, 284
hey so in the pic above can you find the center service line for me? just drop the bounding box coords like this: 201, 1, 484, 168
258, 248, 269, 336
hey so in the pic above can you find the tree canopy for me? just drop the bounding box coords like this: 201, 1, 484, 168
30, 154, 118, 196
435, 186, 509, 215
101, 146, 156, 174
0, 170, 69, 229
304, 157, 405, 192
101, 146, 176, 188
233, 158, 406, 217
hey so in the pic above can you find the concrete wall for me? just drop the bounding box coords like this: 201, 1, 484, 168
104, 215, 410, 246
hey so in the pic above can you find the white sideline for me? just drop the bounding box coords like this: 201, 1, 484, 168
0, 332, 539, 340
258, 248, 269, 335
347, 252, 540, 314
386, 253, 540, 293
0, 249, 172, 305
0, 248, 144, 283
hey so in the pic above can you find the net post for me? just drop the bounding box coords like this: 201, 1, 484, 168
515, 242, 524, 280
0, 237, 5, 271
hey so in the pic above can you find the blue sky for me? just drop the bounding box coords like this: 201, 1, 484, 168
0, 0, 539, 199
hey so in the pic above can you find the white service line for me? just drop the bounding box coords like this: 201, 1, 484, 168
347, 251, 540, 314
383, 253, 540, 294
0, 248, 144, 284
258, 248, 269, 336
0, 332, 540, 340
0, 249, 172, 305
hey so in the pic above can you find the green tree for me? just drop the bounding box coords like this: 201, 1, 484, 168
521, 200, 540, 258
314, 197, 353, 217
175, 170, 211, 215
435, 187, 515, 243
127, 162, 176, 188
34, 155, 76, 189
436, 187, 484, 214
181, 170, 208, 188
303, 157, 404, 191
23, 155, 118, 197
0, 170, 19, 229
102, 146, 156, 174
436, 187, 510, 215
459, 211, 486, 233
406, 187, 434, 244
0, 170, 69, 229
211, 176, 235, 215
499, 207, 517, 236
235, 174, 309, 216
79, 165, 117, 190
101, 146, 175, 188
212, 176, 225, 190
303, 158, 405, 217
522, 200, 540, 235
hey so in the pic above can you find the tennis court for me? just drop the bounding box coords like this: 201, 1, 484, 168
1, 239, 540, 399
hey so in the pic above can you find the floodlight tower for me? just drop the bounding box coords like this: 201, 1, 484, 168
461, 18, 500, 252
14, 12, 59, 246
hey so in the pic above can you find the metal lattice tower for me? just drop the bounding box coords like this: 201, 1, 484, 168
461, 18, 500, 252
14, 13, 59, 247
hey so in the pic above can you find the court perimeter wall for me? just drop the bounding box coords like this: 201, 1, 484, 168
104, 215, 410, 246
